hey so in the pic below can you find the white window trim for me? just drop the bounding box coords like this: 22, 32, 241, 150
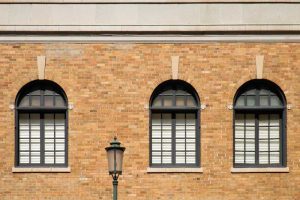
147, 167, 203, 173
231, 167, 289, 173
12, 167, 71, 173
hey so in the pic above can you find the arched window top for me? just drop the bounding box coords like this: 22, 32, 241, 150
150, 80, 200, 108
16, 80, 67, 108
234, 79, 286, 108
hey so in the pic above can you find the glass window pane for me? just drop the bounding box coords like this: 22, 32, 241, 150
176, 156, 185, 164
19, 96, 29, 107
245, 139, 255, 151
152, 114, 161, 126
186, 96, 196, 107
259, 140, 269, 151
176, 96, 185, 106
45, 96, 54, 107
235, 139, 244, 151
55, 114, 65, 125
260, 89, 269, 95
270, 152, 280, 164
176, 114, 185, 125
246, 95, 256, 106
176, 90, 188, 95
270, 114, 280, 126
163, 96, 173, 107
31, 96, 40, 106
162, 156, 171, 164
55, 96, 65, 107
259, 152, 269, 164
30, 90, 41, 95
260, 96, 269, 106
162, 114, 172, 125
235, 152, 244, 164
245, 152, 255, 164
270, 96, 282, 106
186, 114, 195, 125
236, 96, 245, 106
246, 114, 255, 126
235, 114, 244, 126
235, 126, 244, 138
161, 90, 173, 95
270, 139, 280, 151
152, 96, 162, 107
247, 89, 256, 95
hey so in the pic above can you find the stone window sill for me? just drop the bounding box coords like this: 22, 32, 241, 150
12, 167, 71, 173
147, 167, 203, 173
231, 167, 289, 173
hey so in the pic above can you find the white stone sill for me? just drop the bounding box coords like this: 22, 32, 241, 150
147, 167, 203, 173
231, 167, 289, 173
12, 167, 71, 173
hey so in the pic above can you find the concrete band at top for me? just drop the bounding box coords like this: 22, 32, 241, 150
0, 3, 300, 32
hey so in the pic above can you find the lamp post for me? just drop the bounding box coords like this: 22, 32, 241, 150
105, 137, 126, 200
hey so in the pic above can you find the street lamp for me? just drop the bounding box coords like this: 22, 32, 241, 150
105, 137, 126, 200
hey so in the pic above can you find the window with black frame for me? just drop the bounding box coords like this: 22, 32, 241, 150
150, 80, 200, 167
15, 80, 68, 167
233, 79, 286, 167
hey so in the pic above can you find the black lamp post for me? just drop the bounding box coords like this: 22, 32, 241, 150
105, 137, 126, 200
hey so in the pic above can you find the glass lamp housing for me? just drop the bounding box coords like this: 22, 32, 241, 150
105, 137, 125, 175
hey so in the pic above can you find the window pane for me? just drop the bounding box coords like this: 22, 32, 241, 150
45, 96, 54, 107
260, 96, 269, 106
186, 96, 196, 107
55, 157, 65, 164
235, 126, 244, 138
176, 96, 185, 106
270, 139, 280, 151
19, 96, 29, 107
245, 152, 255, 164
246, 139, 255, 151
152, 96, 162, 107
31, 96, 41, 107
246, 95, 256, 106
247, 89, 256, 95
235, 152, 244, 164
259, 152, 269, 164
270, 152, 280, 164
152, 114, 161, 126
55, 96, 65, 107
176, 114, 185, 125
186, 114, 196, 125
176, 90, 188, 95
163, 96, 173, 107
270, 96, 282, 106
260, 89, 269, 95
270, 114, 280, 126
152, 157, 161, 164
235, 114, 244, 126
259, 140, 269, 151
44, 90, 54, 95
236, 96, 245, 106
235, 139, 244, 151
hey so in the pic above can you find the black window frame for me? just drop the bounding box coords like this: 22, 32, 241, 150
149, 80, 200, 168
233, 79, 287, 168
15, 80, 68, 168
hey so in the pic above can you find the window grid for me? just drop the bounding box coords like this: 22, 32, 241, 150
234, 83, 285, 168
16, 81, 67, 168
151, 112, 197, 166
150, 81, 200, 168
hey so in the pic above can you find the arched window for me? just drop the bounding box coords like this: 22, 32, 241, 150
233, 79, 286, 167
150, 80, 200, 167
15, 80, 68, 167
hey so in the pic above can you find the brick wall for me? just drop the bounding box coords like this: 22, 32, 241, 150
0, 43, 299, 199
